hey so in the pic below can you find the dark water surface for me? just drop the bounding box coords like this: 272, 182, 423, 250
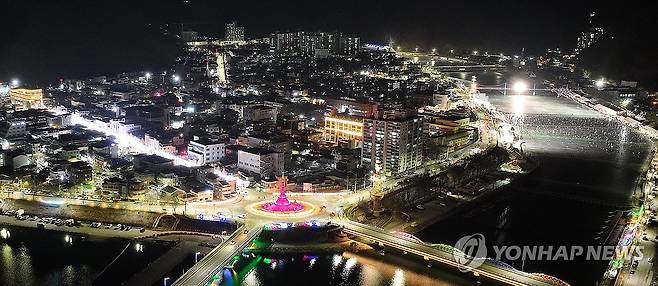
0, 225, 171, 286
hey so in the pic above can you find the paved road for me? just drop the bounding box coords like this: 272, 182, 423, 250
172, 224, 262, 286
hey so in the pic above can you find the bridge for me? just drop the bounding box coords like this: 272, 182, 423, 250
340, 221, 570, 286
435, 64, 505, 71
172, 224, 262, 286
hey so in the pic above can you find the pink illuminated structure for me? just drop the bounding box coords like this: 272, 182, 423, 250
260, 178, 304, 213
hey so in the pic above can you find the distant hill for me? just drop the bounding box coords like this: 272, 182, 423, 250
577, 10, 658, 92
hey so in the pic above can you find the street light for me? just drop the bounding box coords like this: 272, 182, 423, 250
172, 74, 181, 83
163, 277, 170, 286
431, 48, 436, 54
10, 79, 19, 87
595, 78, 606, 88
145, 72, 152, 80
0, 228, 9, 239
512, 81, 528, 94
195, 251, 201, 263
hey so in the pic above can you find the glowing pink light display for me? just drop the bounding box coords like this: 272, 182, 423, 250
259, 180, 304, 213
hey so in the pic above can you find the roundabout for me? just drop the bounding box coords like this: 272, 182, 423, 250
246, 180, 317, 218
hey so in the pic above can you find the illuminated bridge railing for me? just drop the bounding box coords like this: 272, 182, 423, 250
530, 274, 571, 286
342, 222, 569, 286
393, 232, 518, 273
486, 258, 516, 271
172, 225, 261, 286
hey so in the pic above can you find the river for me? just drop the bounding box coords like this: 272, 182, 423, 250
0, 225, 173, 286
417, 75, 652, 285
219, 252, 475, 286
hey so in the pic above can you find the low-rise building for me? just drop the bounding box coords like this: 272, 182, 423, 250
237, 148, 284, 177
323, 111, 364, 148
0, 120, 28, 138
188, 137, 227, 165
426, 129, 474, 159
243, 105, 277, 122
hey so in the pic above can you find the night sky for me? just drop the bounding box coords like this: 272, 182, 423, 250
1, 0, 656, 89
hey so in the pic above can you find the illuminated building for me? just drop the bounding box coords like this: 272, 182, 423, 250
0, 120, 27, 138
9, 88, 43, 108
323, 111, 364, 148
225, 21, 245, 42
361, 113, 424, 175
188, 137, 227, 165
270, 32, 299, 53
0, 82, 9, 97
574, 12, 604, 55
238, 148, 284, 177
426, 130, 473, 159
216, 51, 228, 86
270, 31, 359, 55
325, 98, 378, 117
339, 36, 360, 55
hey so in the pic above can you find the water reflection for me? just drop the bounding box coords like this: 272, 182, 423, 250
0, 226, 171, 286
221, 252, 469, 286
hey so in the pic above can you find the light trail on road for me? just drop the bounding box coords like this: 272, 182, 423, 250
68, 112, 198, 167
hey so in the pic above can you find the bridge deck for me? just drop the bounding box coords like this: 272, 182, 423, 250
341, 221, 565, 286
172, 225, 262, 286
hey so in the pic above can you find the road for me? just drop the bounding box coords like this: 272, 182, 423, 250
171, 224, 262, 286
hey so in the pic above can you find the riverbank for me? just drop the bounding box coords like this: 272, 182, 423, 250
348, 149, 535, 236
0, 212, 156, 239
248, 240, 373, 254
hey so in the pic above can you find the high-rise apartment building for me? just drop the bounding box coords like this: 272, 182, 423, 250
361, 112, 423, 175
225, 21, 245, 42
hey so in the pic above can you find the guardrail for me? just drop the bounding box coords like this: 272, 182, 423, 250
172, 225, 259, 286
341, 221, 567, 286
